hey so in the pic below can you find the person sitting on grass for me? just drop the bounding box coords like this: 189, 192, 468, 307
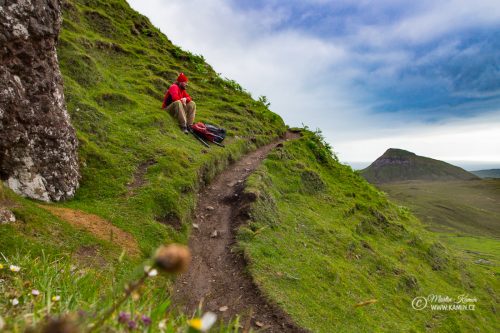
162, 73, 196, 134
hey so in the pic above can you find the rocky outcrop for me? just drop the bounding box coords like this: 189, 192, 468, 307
0, 0, 80, 201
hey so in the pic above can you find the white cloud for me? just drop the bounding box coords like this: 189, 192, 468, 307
332, 111, 500, 163
349, 0, 500, 47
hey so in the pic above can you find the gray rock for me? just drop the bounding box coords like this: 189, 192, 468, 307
474, 259, 492, 265
0, 209, 16, 224
0, 0, 80, 202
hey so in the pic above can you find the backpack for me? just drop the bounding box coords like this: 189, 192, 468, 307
190, 122, 226, 144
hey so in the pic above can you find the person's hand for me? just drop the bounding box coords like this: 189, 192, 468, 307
181, 97, 187, 105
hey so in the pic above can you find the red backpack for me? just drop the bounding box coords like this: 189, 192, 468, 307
190, 122, 226, 146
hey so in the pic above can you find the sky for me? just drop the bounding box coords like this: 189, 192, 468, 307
127, 0, 500, 169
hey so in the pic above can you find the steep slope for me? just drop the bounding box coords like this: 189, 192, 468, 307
57, 0, 286, 249
0, 0, 286, 330
238, 131, 498, 332
361, 148, 479, 183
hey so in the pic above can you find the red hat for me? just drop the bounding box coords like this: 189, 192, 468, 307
177, 73, 188, 82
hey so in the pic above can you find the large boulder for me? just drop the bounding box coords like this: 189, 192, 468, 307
0, 0, 79, 201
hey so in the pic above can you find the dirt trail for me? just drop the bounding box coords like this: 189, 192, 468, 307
173, 131, 308, 332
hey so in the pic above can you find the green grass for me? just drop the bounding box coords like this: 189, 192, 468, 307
378, 180, 500, 238
238, 130, 499, 333
377, 180, 500, 278
438, 234, 500, 274
0, 251, 244, 332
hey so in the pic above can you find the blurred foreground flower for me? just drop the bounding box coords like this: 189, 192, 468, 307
158, 319, 167, 330
154, 244, 191, 274
141, 315, 152, 326
9, 265, 21, 272
32, 289, 40, 296
89, 243, 192, 333
144, 265, 158, 277
11, 298, 19, 306
40, 316, 80, 333
52, 295, 61, 302
187, 312, 217, 332
118, 312, 130, 324
0, 263, 4, 270
127, 320, 137, 329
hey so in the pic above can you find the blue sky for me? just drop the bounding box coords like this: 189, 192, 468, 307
127, 0, 500, 168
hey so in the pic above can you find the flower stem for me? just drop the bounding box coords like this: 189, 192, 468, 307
87, 270, 150, 333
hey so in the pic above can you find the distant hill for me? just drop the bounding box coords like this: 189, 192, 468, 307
472, 169, 500, 179
361, 148, 479, 183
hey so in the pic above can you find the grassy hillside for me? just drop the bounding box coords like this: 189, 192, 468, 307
0, 0, 284, 330
378, 180, 500, 275
239, 131, 499, 333
361, 148, 479, 183
378, 180, 500, 238
472, 169, 500, 179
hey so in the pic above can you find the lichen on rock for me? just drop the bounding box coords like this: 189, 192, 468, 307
0, 0, 80, 201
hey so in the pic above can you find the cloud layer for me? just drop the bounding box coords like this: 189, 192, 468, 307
127, 0, 500, 165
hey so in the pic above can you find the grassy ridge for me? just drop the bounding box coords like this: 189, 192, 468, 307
239, 130, 499, 332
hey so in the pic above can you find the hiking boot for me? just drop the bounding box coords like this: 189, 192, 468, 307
181, 126, 189, 134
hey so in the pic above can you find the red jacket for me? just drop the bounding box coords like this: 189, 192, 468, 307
162, 83, 192, 109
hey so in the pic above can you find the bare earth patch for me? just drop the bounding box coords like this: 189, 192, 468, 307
73, 244, 108, 267
40, 206, 140, 257
126, 159, 157, 197
172, 130, 308, 332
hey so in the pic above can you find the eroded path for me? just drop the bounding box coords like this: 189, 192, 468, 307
172, 131, 308, 332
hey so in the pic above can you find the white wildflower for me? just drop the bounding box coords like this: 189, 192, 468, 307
9, 265, 21, 272
200, 312, 217, 331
